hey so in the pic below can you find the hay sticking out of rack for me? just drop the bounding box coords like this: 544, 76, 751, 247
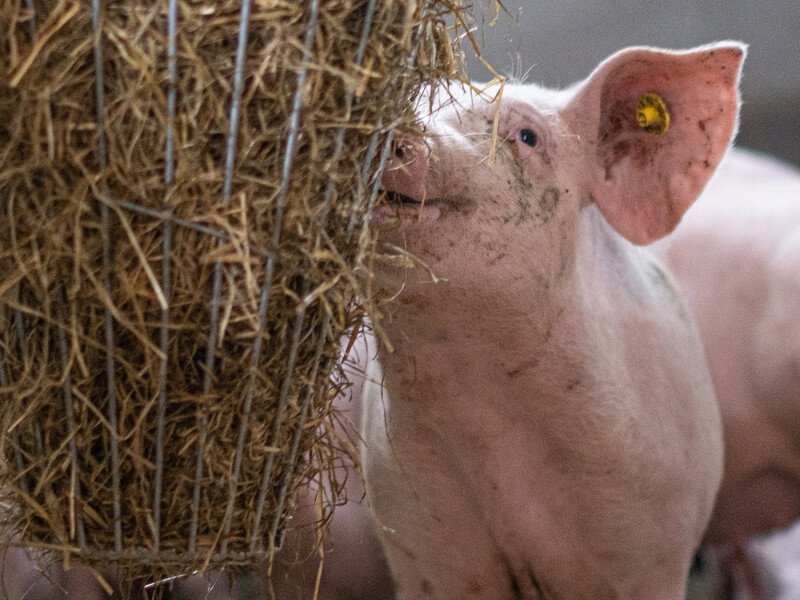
0, 0, 466, 581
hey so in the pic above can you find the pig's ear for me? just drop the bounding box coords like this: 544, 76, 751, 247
562, 42, 745, 244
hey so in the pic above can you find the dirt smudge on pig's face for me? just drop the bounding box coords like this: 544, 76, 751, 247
539, 187, 560, 223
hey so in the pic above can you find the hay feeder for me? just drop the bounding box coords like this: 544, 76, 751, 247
0, 0, 463, 586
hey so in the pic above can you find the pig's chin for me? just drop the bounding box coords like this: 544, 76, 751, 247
371, 191, 441, 225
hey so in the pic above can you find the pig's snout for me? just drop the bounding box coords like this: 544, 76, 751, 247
381, 136, 429, 201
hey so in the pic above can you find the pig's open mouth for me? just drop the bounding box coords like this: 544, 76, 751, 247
386, 190, 433, 207
372, 191, 442, 224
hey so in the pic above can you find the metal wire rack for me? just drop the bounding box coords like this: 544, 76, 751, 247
1, 0, 430, 576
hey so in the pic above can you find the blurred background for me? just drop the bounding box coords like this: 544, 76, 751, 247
463, 0, 800, 167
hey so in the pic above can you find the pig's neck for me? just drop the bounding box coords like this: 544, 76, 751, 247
371, 203, 681, 462
375, 206, 650, 379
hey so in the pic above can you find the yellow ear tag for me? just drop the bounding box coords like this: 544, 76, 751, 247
636, 92, 670, 136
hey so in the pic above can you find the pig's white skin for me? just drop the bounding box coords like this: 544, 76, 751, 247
362, 43, 744, 600
657, 148, 800, 547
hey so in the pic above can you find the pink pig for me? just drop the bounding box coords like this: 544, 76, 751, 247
659, 151, 800, 543
360, 43, 745, 600
656, 148, 800, 599
658, 148, 800, 546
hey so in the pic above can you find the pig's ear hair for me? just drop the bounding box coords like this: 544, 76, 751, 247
562, 42, 746, 245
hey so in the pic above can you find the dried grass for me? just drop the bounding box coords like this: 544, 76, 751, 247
0, 0, 467, 583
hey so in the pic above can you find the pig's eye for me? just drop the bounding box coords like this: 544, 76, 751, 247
519, 128, 538, 147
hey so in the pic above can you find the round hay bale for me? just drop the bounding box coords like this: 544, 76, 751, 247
0, 0, 465, 581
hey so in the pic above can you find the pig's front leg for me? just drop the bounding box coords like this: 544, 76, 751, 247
361, 352, 535, 600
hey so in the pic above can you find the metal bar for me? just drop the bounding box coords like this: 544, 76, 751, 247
14, 305, 28, 360
261, 312, 330, 553
0, 353, 29, 494
317, 0, 379, 226
192, 0, 253, 552
353, 21, 426, 245
221, 0, 252, 206
90, 0, 123, 554
24, 0, 36, 38
102, 261, 121, 554
11, 304, 31, 489
56, 302, 87, 551
12, 303, 32, 484
90, 0, 108, 173
6, 0, 36, 487
34, 419, 44, 513
60, 546, 271, 564
355, 0, 378, 66
317, 132, 346, 226
34, 422, 43, 454
0, 355, 11, 393
359, 128, 394, 233
219, 0, 320, 554
345, 130, 380, 238
11, 306, 32, 491
0, 345, 9, 391
153, 0, 179, 554
249, 284, 308, 551
116, 200, 229, 239
218, 257, 271, 557
164, 0, 178, 189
